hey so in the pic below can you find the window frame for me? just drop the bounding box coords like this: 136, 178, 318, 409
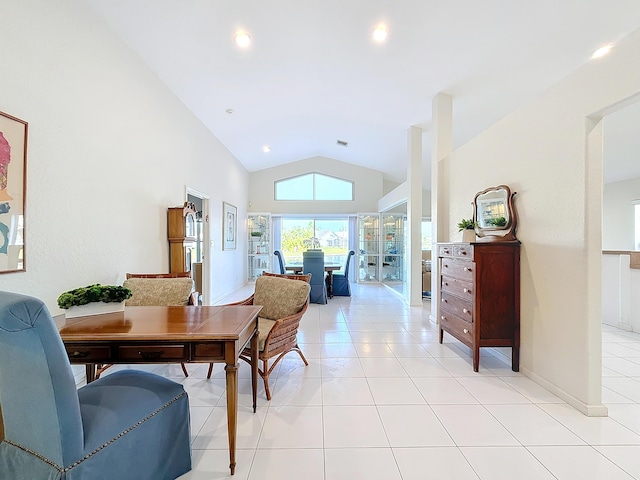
274, 172, 354, 201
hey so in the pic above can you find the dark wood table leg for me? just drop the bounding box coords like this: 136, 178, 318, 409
327, 271, 334, 298
251, 330, 258, 413
85, 364, 97, 383
225, 361, 238, 475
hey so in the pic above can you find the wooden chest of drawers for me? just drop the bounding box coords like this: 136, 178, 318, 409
437, 241, 520, 371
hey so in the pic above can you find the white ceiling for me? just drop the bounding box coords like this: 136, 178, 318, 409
84, 0, 640, 185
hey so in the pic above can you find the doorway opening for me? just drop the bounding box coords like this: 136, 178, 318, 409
187, 188, 210, 305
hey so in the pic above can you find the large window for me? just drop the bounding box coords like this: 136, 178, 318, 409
275, 173, 354, 201
281, 217, 349, 264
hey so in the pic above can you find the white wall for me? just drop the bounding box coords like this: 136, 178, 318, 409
0, 1, 249, 311
603, 177, 640, 250
442, 27, 640, 414
248, 156, 384, 214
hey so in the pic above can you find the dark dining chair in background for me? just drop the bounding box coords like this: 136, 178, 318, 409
328, 250, 355, 297
274, 250, 286, 274
303, 250, 328, 304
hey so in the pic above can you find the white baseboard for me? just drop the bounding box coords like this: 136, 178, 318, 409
520, 365, 608, 417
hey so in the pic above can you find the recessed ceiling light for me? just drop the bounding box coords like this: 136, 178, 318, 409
592, 44, 613, 59
372, 25, 388, 43
226, 108, 234, 115
234, 31, 251, 48
262, 145, 271, 153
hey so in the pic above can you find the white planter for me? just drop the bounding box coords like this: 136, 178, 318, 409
64, 301, 125, 318
462, 229, 476, 243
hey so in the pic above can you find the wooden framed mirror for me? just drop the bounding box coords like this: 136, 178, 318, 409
473, 185, 518, 241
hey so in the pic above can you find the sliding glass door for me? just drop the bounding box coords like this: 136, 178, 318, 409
281, 218, 350, 267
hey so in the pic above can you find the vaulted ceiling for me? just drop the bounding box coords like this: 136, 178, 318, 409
85, 1, 640, 185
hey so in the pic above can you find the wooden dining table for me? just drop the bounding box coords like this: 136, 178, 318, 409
55, 305, 262, 476
285, 263, 341, 297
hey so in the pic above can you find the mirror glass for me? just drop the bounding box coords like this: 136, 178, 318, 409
473, 185, 518, 241
476, 188, 509, 229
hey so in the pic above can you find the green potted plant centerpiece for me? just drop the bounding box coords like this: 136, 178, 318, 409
58, 284, 132, 318
457, 218, 477, 243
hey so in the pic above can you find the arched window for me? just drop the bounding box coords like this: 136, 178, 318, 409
275, 173, 354, 201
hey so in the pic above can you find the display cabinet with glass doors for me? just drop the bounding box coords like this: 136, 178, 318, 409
381, 212, 405, 284
357, 213, 379, 282
247, 213, 271, 281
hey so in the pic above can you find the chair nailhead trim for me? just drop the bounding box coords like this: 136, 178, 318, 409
2, 391, 187, 474
63, 391, 187, 472
2, 439, 64, 473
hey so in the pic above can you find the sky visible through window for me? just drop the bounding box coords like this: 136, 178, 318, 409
275, 173, 353, 201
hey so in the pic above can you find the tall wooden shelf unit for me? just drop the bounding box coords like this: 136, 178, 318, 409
167, 202, 197, 273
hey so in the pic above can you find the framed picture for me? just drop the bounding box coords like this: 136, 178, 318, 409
0, 111, 28, 273
223, 202, 237, 250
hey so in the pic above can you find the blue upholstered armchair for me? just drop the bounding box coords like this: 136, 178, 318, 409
328, 250, 355, 297
303, 250, 327, 304
0, 292, 192, 480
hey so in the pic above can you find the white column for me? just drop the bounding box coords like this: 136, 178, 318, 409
407, 126, 423, 306
431, 93, 453, 322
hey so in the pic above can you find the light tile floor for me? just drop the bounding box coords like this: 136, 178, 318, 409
79, 283, 640, 479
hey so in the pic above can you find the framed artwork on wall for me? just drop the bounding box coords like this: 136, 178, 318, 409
223, 202, 237, 250
0, 110, 28, 273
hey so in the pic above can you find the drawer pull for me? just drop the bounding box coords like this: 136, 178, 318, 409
461, 251, 467, 255
463, 288, 468, 293
463, 308, 469, 314
72, 350, 91, 358
463, 267, 472, 272
463, 328, 469, 334
139, 350, 164, 359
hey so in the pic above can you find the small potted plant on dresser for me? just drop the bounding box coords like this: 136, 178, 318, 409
457, 218, 476, 243
57, 284, 132, 318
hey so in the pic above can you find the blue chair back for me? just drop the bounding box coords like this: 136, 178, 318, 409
0, 291, 192, 479
274, 250, 286, 274
303, 250, 327, 304
0, 292, 84, 468
343, 250, 355, 277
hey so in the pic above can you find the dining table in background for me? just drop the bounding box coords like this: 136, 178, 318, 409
285, 263, 341, 298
